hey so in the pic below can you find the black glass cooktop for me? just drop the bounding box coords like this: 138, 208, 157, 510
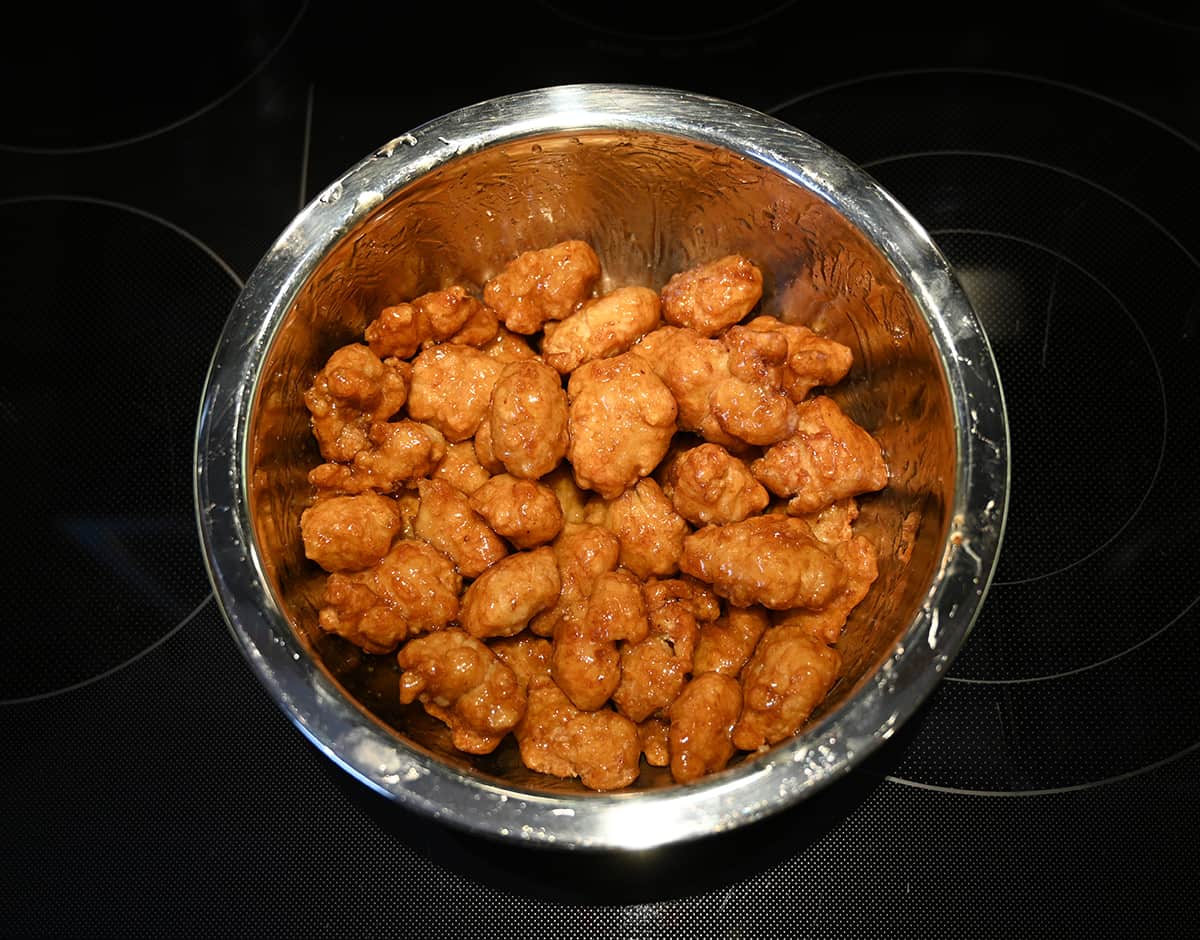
2, 2, 1197, 936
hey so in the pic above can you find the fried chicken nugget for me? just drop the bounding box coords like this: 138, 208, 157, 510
300, 491, 401, 573
398, 627, 525, 755
406, 344, 505, 442
308, 420, 446, 496
731, 625, 841, 751
661, 442, 770, 526
468, 473, 564, 549
412, 478, 508, 578
483, 239, 602, 335
668, 671, 743, 783
679, 514, 847, 610
541, 285, 661, 374
303, 344, 411, 461
693, 604, 770, 676
459, 547, 561, 640
528, 522, 621, 637
364, 285, 498, 359
488, 358, 569, 480
566, 351, 677, 499
659, 254, 763, 337
742, 315, 853, 401
612, 578, 718, 723
318, 539, 461, 654
552, 569, 648, 711
516, 677, 642, 791
584, 477, 689, 579
750, 395, 889, 514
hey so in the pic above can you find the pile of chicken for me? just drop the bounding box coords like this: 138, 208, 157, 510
298, 239, 889, 791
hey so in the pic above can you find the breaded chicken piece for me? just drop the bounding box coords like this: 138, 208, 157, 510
552, 569, 648, 711
679, 514, 846, 610
479, 326, 539, 363
742, 315, 853, 401
398, 628, 525, 755
634, 325, 795, 448
459, 547, 561, 640
303, 344, 411, 461
308, 420, 446, 496
693, 604, 770, 676
731, 625, 841, 750
584, 477, 690, 579
528, 523, 621, 637
364, 285, 498, 359
566, 351, 677, 499
660, 442, 769, 526
412, 478, 508, 578
541, 285, 661, 374
515, 676, 642, 790
483, 239, 602, 335
406, 344, 505, 442
751, 395, 889, 514
431, 440, 492, 496
612, 577, 718, 723
468, 473, 564, 549
668, 671, 743, 783
488, 358, 569, 480
772, 500, 880, 644
638, 716, 671, 768
318, 539, 460, 654
659, 254, 763, 337
300, 491, 401, 573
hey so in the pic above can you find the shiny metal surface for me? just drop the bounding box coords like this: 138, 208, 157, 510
194, 84, 1009, 849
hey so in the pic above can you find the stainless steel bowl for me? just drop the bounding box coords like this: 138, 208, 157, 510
194, 83, 1009, 850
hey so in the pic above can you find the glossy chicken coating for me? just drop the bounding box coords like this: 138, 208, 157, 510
397, 628, 525, 755
731, 625, 841, 751
668, 671, 743, 784
528, 523, 621, 638
483, 239, 602, 335
541, 285, 661, 374
490, 633, 553, 689
659, 254, 763, 337
479, 327, 538, 363
308, 420, 446, 496
584, 477, 689, 579
751, 395, 889, 514
742, 315, 853, 401
412, 478, 508, 578
488, 359, 569, 480
471, 415, 504, 474
566, 351, 677, 499
364, 285, 498, 359
638, 717, 671, 767
661, 442, 770, 526
300, 492, 401, 573
516, 676, 642, 791
612, 577, 718, 723
552, 569, 648, 711
773, 500, 880, 644
406, 344, 505, 442
468, 473, 564, 549
679, 514, 847, 610
303, 344, 411, 461
635, 325, 795, 448
459, 547, 561, 640
693, 604, 770, 676
431, 440, 492, 496
318, 539, 461, 654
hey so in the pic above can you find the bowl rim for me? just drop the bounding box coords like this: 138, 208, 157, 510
193, 82, 1010, 850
